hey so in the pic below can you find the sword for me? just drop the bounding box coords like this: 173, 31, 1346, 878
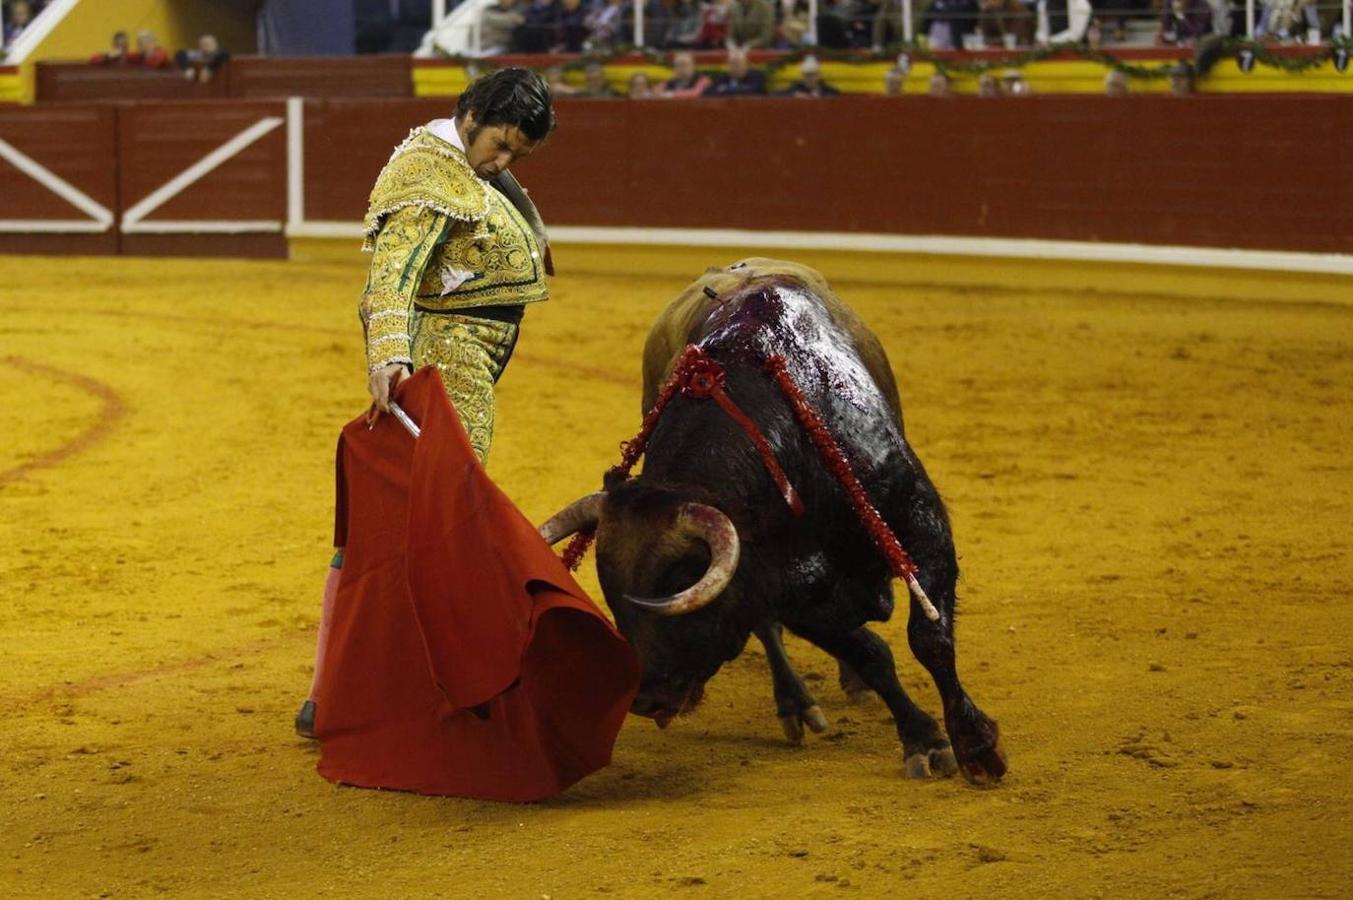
388, 401, 421, 440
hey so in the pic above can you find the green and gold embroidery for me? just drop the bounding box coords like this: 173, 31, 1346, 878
411, 312, 518, 463
359, 127, 548, 372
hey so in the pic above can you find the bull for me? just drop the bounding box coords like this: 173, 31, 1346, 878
541, 259, 1006, 783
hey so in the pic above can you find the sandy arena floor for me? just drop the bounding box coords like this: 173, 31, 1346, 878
0, 249, 1350, 898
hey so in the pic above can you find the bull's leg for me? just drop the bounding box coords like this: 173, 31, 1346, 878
797, 623, 957, 779
892, 472, 1007, 784
838, 659, 870, 702
754, 621, 829, 745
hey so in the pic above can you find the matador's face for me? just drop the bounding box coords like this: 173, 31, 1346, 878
458, 113, 541, 181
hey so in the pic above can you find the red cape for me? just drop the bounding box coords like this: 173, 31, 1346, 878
314, 369, 639, 801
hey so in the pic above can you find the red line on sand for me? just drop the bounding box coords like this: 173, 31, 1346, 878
0, 314, 629, 709
0, 356, 127, 489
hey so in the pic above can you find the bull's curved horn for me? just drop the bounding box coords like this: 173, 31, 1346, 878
626, 503, 740, 617
538, 492, 606, 545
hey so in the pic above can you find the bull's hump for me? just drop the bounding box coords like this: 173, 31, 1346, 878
705, 284, 878, 403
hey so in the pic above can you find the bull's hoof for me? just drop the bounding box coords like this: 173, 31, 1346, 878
904, 745, 959, 779
779, 704, 830, 745
959, 741, 1008, 786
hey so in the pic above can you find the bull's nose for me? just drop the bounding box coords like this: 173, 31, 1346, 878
630, 695, 662, 717
630, 695, 676, 729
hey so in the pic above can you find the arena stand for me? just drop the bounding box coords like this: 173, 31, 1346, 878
1, 4, 1351, 282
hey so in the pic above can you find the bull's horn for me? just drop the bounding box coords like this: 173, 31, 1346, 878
538, 492, 606, 545
626, 503, 740, 616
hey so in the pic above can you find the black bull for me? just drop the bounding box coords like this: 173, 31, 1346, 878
541, 259, 1006, 783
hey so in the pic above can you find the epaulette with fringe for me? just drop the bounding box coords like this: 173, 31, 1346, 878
361, 128, 492, 251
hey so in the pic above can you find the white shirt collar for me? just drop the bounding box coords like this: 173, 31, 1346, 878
427, 117, 465, 152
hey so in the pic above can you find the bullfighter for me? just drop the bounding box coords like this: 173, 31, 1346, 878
295, 67, 557, 738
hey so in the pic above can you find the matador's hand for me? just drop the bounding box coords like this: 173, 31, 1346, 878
366, 363, 410, 425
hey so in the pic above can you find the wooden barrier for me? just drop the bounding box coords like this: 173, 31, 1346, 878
116, 101, 288, 257
227, 55, 413, 100
0, 105, 119, 255
36, 56, 414, 104
1, 95, 1350, 258
484, 95, 1353, 254
35, 62, 228, 103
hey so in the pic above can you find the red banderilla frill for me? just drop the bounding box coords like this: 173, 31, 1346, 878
561, 345, 943, 623
764, 355, 940, 622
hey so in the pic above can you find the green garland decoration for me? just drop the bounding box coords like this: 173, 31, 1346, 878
434, 36, 1353, 82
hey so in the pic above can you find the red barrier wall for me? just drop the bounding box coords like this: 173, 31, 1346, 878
2, 95, 1350, 258
35, 56, 414, 104
0, 105, 119, 256
36, 63, 229, 102
507, 96, 1353, 253
117, 102, 288, 257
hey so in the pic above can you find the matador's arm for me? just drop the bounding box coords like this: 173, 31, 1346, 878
359, 205, 452, 372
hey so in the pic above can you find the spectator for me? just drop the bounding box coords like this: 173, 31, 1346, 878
695, 0, 734, 47
584, 0, 630, 49
928, 69, 953, 96
544, 63, 579, 95
4, 0, 34, 46
1155, 0, 1211, 45
978, 0, 1034, 47
554, 0, 590, 51
657, 50, 713, 96
577, 60, 621, 97
658, 0, 703, 46
512, 0, 559, 53
871, 0, 905, 49
175, 34, 229, 82
90, 31, 131, 65
883, 65, 906, 95
1103, 68, 1129, 95
976, 72, 1000, 95
135, 30, 171, 68
1204, 0, 1234, 35
922, 0, 979, 51
815, 0, 854, 48
1258, 0, 1319, 39
703, 46, 767, 94
778, 0, 813, 47
780, 54, 841, 95
1000, 68, 1031, 94
728, 0, 775, 48
628, 71, 656, 97
480, 0, 524, 55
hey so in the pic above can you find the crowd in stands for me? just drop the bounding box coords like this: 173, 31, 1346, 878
535, 43, 1202, 97
2, 0, 43, 48
469, 0, 1343, 55
542, 48, 849, 95
87, 30, 229, 81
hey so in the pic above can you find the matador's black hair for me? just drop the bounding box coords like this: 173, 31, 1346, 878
455, 68, 555, 143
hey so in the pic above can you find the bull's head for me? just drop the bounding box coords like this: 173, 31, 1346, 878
541, 481, 750, 728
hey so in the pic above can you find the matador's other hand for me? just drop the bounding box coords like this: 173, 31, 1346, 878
366, 363, 410, 425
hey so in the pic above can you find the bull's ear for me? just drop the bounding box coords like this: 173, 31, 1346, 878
603, 470, 628, 493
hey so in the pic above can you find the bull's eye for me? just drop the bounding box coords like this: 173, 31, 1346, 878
654, 555, 708, 598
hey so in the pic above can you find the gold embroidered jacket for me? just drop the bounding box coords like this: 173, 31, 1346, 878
359, 127, 549, 372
